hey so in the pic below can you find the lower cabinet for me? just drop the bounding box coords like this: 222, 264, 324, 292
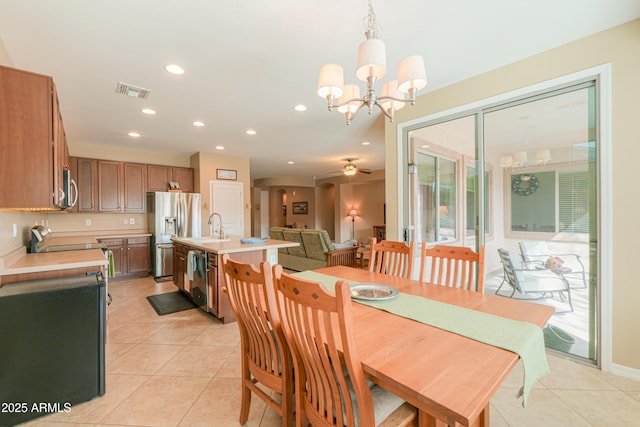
172, 243, 189, 294
98, 236, 150, 281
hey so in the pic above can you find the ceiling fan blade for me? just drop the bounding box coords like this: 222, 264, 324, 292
356, 168, 372, 174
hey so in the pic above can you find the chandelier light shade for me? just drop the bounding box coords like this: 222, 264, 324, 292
318, 0, 427, 125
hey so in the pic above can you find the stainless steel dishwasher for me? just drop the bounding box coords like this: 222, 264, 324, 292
189, 250, 208, 312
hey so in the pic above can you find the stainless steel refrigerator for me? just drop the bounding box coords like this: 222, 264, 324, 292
147, 191, 201, 278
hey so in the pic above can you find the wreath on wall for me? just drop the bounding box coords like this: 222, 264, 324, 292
512, 174, 539, 196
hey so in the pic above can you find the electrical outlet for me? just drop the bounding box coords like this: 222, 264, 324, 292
85, 219, 92, 226
129, 218, 135, 225
12, 223, 17, 238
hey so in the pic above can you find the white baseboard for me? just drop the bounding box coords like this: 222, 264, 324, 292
608, 362, 640, 381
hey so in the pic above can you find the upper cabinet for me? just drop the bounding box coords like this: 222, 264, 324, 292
97, 160, 147, 213
147, 165, 194, 192
0, 66, 71, 210
70, 157, 98, 212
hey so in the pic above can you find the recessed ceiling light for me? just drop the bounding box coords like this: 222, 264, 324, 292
294, 104, 307, 112
164, 64, 184, 75
246, 129, 257, 135
141, 108, 156, 115
193, 121, 205, 127
361, 141, 370, 146
288, 161, 295, 165
215, 145, 224, 150
128, 132, 141, 138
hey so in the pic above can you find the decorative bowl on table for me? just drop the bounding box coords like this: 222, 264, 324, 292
240, 237, 267, 244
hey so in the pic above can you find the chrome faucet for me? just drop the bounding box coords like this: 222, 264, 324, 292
207, 212, 224, 239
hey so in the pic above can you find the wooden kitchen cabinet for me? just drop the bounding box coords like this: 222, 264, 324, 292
126, 237, 150, 275
0, 65, 70, 209
123, 162, 146, 212
147, 165, 172, 191
147, 165, 194, 192
98, 160, 121, 212
98, 236, 150, 280
97, 160, 146, 212
172, 167, 194, 192
172, 243, 188, 293
99, 238, 126, 277
69, 157, 98, 212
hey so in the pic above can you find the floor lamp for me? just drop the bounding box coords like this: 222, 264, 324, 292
349, 209, 358, 240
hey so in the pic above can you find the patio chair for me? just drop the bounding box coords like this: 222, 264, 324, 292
220, 254, 294, 427
272, 265, 418, 427
419, 245, 486, 292
496, 248, 573, 311
518, 241, 587, 288
368, 237, 416, 279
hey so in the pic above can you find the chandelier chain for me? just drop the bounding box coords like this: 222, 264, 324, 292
361, 0, 382, 39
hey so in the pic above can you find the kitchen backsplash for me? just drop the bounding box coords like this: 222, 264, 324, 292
46, 213, 147, 235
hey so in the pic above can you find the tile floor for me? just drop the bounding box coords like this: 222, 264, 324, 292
22, 275, 640, 427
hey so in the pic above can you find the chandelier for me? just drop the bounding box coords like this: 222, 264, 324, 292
317, 0, 427, 125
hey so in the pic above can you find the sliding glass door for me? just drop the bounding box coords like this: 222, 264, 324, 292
404, 81, 599, 362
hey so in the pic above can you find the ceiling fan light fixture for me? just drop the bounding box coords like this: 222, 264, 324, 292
343, 163, 357, 176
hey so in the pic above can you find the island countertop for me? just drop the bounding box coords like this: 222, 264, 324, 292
171, 236, 299, 254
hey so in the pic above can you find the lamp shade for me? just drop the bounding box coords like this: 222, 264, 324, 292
513, 151, 528, 167
380, 80, 406, 112
398, 55, 427, 93
348, 209, 358, 217
500, 156, 513, 168
535, 149, 551, 164
317, 64, 344, 98
337, 84, 362, 114
356, 38, 387, 82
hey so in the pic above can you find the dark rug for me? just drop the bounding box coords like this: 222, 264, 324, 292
154, 276, 173, 283
146, 291, 197, 316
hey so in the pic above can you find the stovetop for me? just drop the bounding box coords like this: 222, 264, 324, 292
36, 243, 108, 253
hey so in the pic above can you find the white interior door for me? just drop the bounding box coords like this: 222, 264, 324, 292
210, 181, 244, 236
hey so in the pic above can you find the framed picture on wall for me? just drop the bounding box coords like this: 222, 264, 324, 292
292, 201, 308, 215
216, 169, 237, 180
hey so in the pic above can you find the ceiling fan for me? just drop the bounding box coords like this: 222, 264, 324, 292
340, 158, 371, 176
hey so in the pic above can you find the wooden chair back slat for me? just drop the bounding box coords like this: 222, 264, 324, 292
273, 266, 376, 427
419, 245, 485, 293
221, 254, 294, 427
368, 238, 416, 279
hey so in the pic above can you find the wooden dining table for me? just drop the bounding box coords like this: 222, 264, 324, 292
310, 266, 555, 427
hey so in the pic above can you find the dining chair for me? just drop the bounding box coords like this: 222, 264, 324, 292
496, 248, 573, 311
368, 237, 416, 279
221, 254, 294, 427
272, 265, 418, 427
419, 245, 486, 293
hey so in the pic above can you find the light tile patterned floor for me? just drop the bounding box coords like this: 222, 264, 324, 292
22, 276, 640, 426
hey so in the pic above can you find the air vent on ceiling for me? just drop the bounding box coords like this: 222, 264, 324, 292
115, 82, 151, 99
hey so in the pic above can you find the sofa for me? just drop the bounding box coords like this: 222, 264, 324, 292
269, 227, 358, 271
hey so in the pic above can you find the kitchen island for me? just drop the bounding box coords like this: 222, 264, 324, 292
171, 236, 298, 323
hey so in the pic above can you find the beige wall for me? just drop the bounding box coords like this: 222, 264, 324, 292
190, 152, 251, 237
70, 141, 191, 167
385, 20, 640, 371
0, 38, 12, 67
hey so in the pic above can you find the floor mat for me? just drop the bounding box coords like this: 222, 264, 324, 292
146, 291, 197, 315
154, 276, 173, 283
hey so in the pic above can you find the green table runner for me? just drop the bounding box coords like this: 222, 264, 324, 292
293, 270, 549, 407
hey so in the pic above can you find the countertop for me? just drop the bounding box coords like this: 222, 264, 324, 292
171, 236, 299, 254
0, 249, 108, 276
0, 232, 145, 279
